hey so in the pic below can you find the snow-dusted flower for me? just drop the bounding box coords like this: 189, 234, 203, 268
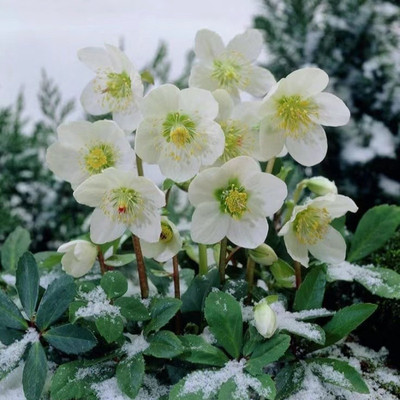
212, 89, 263, 164
279, 194, 358, 267
305, 176, 338, 196
141, 217, 182, 262
73, 168, 165, 244
253, 299, 277, 338
46, 120, 136, 189
259, 68, 350, 166
249, 243, 278, 266
189, 29, 275, 98
78, 44, 144, 132
135, 84, 225, 182
188, 156, 287, 248
58, 240, 98, 278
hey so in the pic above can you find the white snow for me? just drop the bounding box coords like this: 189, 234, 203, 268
200, 327, 217, 345
121, 333, 149, 359
75, 287, 121, 319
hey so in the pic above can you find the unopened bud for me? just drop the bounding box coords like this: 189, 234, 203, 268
249, 244, 278, 266
253, 300, 277, 338
305, 176, 337, 196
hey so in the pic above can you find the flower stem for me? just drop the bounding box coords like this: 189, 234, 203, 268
136, 154, 144, 177
172, 255, 182, 334
198, 244, 208, 276
294, 261, 302, 289
97, 246, 109, 275
245, 257, 255, 298
132, 235, 149, 299
219, 237, 228, 284
265, 157, 276, 174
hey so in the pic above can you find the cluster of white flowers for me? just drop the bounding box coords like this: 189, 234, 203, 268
47, 28, 357, 278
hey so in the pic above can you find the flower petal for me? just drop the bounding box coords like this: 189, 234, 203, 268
311, 92, 350, 127
141, 84, 180, 117
90, 208, 126, 244
227, 214, 268, 249
179, 88, 218, 121
113, 104, 143, 133
78, 47, 112, 72
135, 118, 164, 164
189, 64, 219, 91
57, 121, 93, 147
80, 81, 110, 115
194, 29, 225, 64
285, 124, 327, 166
129, 206, 162, 243
195, 121, 225, 165
317, 194, 358, 219
226, 29, 263, 62
285, 68, 329, 97
221, 156, 261, 184
283, 228, 310, 267
258, 119, 286, 161
244, 66, 276, 97
213, 89, 234, 121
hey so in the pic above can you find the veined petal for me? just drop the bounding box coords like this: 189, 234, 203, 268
285, 124, 327, 166
244, 66, 276, 97
311, 92, 350, 127
283, 228, 310, 267
285, 68, 329, 97
226, 29, 263, 62
90, 208, 126, 244
141, 84, 180, 117
308, 226, 346, 264
194, 29, 225, 64
179, 88, 218, 121
81, 81, 110, 115
258, 119, 286, 161
227, 214, 268, 249
78, 47, 112, 72
189, 64, 219, 91
191, 202, 230, 244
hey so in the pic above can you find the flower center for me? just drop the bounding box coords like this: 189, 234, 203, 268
159, 223, 174, 243
293, 206, 331, 245
162, 112, 196, 148
219, 120, 252, 162
217, 181, 248, 219
104, 71, 132, 100
85, 144, 116, 174
212, 59, 241, 88
275, 95, 318, 138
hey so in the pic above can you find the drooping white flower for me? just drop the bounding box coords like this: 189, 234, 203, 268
78, 44, 144, 133
188, 156, 287, 248
249, 243, 278, 266
212, 89, 263, 164
141, 217, 182, 262
135, 84, 225, 182
73, 168, 165, 244
189, 29, 275, 99
253, 299, 277, 338
58, 240, 98, 278
305, 176, 338, 196
258, 68, 350, 166
46, 120, 136, 189
279, 194, 358, 267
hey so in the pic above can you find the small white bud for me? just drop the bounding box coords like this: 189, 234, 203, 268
253, 300, 277, 338
305, 176, 338, 196
249, 243, 278, 266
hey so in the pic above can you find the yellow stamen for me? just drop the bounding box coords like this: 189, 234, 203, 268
294, 206, 331, 245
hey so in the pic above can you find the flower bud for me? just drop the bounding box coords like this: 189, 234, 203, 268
58, 240, 98, 278
305, 176, 337, 196
249, 244, 278, 266
253, 300, 277, 338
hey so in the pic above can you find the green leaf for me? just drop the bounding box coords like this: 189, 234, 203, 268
323, 303, 377, 347
105, 253, 135, 267
100, 271, 128, 299
243, 325, 264, 357
255, 374, 276, 400
356, 267, 400, 299
218, 379, 237, 399
275, 363, 305, 400
36, 275, 76, 330
0, 289, 28, 330
162, 178, 175, 190
116, 354, 144, 399
348, 205, 400, 262
95, 315, 124, 343
245, 334, 291, 376
270, 259, 296, 288
34, 251, 63, 269
144, 330, 183, 358
69, 300, 88, 323
144, 297, 182, 335
22, 342, 47, 400
307, 358, 369, 393
294, 265, 326, 311
16, 252, 39, 319
204, 291, 243, 359
179, 334, 229, 367
43, 324, 97, 354
169, 378, 207, 400
0, 326, 24, 345
1, 226, 31, 271
114, 297, 150, 321
140, 70, 155, 85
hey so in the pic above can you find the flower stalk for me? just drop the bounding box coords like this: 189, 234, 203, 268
136, 154, 144, 177
198, 244, 208, 276
294, 261, 302, 289
132, 234, 149, 299
265, 157, 276, 174
219, 237, 228, 284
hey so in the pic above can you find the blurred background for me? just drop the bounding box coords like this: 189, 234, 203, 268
1, 0, 399, 252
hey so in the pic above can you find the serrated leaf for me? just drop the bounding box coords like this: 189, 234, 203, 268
43, 324, 97, 354
16, 252, 39, 319
95, 314, 124, 343
114, 297, 150, 321
36, 275, 76, 330
179, 334, 229, 367
144, 330, 183, 358
22, 342, 47, 400
275, 363, 305, 400
0, 289, 28, 330
116, 354, 144, 399
348, 205, 400, 262
105, 254, 135, 267
204, 291, 243, 359
144, 297, 182, 334
294, 265, 326, 311
1, 226, 31, 271
100, 271, 128, 299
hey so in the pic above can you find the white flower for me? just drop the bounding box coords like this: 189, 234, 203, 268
135, 84, 225, 182
253, 300, 277, 338
58, 240, 98, 278
78, 44, 144, 133
258, 68, 350, 166
73, 168, 165, 244
305, 176, 338, 196
189, 29, 275, 99
279, 194, 358, 267
212, 89, 263, 164
249, 243, 278, 266
141, 217, 182, 262
188, 156, 287, 248
46, 120, 136, 189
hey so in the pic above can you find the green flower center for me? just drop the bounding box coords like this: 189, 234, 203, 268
85, 144, 116, 174
293, 206, 331, 245
162, 112, 196, 148
160, 223, 174, 243
212, 59, 242, 88
219, 120, 250, 162
275, 95, 318, 138
104, 71, 132, 99
216, 180, 248, 219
